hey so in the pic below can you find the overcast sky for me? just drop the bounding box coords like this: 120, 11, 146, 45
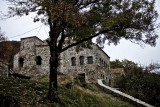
0, 0, 160, 66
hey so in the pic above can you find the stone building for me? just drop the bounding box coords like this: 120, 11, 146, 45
14, 36, 50, 77
13, 36, 113, 85
59, 44, 112, 84
110, 68, 125, 78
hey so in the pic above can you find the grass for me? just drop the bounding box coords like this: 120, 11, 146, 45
0, 75, 135, 107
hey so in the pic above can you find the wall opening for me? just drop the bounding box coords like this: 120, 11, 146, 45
71, 57, 76, 66
79, 56, 84, 65
76, 73, 86, 86
19, 57, 24, 68
109, 79, 111, 86
36, 56, 42, 65
87, 56, 93, 64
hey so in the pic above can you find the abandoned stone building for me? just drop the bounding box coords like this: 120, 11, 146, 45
13, 36, 113, 85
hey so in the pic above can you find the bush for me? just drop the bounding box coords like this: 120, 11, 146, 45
116, 70, 160, 106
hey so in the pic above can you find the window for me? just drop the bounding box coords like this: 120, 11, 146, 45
87, 56, 93, 64
19, 57, 24, 68
36, 56, 42, 65
71, 57, 76, 66
79, 56, 84, 65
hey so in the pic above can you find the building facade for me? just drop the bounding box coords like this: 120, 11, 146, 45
59, 44, 112, 84
13, 36, 113, 85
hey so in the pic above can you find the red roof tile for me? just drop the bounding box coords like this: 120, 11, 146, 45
110, 68, 124, 74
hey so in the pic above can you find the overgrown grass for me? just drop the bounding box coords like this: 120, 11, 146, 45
0, 75, 134, 107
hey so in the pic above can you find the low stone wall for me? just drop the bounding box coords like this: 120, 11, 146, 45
0, 60, 8, 77
97, 79, 154, 107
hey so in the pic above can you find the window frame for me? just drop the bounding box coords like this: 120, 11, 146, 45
79, 56, 84, 65
71, 57, 76, 66
87, 56, 93, 64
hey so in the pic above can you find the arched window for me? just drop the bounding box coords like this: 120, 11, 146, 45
19, 57, 24, 68
87, 56, 93, 64
71, 57, 76, 66
36, 56, 42, 65
79, 56, 84, 65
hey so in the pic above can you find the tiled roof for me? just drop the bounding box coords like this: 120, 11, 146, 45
110, 68, 124, 74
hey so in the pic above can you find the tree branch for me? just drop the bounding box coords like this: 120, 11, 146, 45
60, 22, 142, 53
60, 29, 108, 53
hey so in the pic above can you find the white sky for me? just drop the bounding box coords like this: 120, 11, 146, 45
0, 0, 160, 65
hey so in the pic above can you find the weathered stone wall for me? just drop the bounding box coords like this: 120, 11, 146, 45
0, 60, 8, 77
60, 44, 113, 84
60, 46, 97, 83
35, 45, 50, 75
13, 37, 46, 77
93, 46, 113, 85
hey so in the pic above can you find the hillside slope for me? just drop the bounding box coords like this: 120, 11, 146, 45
0, 75, 134, 107
0, 41, 20, 64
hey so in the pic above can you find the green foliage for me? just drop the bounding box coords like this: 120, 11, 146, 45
116, 67, 160, 106
110, 59, 124, 68
6, 0, 159, 48
110, 59, 138, 72
0, 76, 134, 107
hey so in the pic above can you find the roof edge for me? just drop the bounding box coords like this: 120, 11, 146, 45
94, 44, 110, 59
21, 36, 43, 42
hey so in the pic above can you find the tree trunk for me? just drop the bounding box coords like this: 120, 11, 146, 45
48, 37, 59, 102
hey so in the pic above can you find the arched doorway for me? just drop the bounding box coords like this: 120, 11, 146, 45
36, 56, 42, 65
19, 57, 24, 69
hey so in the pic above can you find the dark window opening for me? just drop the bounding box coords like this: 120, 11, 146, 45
36, 56, 42, 65
87, 56, 93, 64
102, 60, 104, 66
79, 56, 84, 65
71, 57, 76, 66
109, 79, 111, 86
19, 58, 24, 68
